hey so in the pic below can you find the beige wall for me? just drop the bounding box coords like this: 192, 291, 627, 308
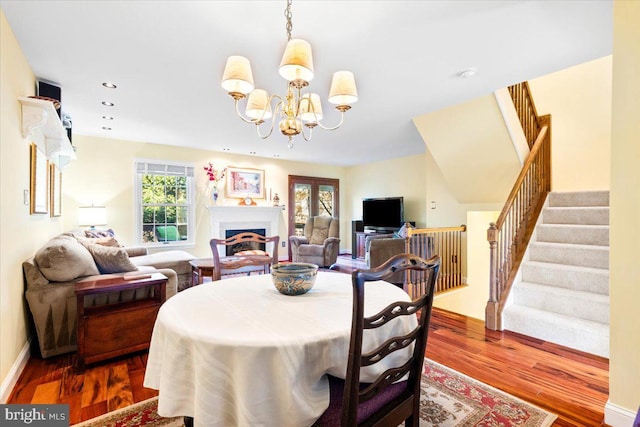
528, 56, 612, 192
345, 153, 427, 246
608, 0, 640, 420
63, 135, 349, 260
0, 9, 66, 396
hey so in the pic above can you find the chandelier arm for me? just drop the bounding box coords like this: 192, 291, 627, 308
233, 99, 261, 124
314, 110, 345, 131
255, 98, 285, 139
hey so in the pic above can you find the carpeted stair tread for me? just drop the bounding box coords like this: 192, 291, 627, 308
513, 281, 609, 324
543, 206, 609, 225
521, 261, 609, 295
548, 191, 609, 207
503, 305, 609, 358
536, 224, 609, 246
529, 241, 609, 269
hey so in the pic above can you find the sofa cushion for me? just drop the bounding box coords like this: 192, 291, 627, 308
34, 236, 100, 282
85, 244, 139, 274
76, 235, 121, 248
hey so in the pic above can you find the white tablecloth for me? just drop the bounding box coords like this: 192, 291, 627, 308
143, 271, 417, 427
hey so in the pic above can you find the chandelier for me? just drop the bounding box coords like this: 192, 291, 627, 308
220, 0, 358, 148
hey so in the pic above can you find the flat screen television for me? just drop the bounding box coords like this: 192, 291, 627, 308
362, 197, 404, 232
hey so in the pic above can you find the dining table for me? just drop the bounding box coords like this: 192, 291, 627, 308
143, 270, 417, 427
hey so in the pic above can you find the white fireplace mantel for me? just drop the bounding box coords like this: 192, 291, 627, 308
207, 205, 283, 241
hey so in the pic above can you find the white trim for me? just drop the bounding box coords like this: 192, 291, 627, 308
1, 340, 31, 403
604, 400, 637, 427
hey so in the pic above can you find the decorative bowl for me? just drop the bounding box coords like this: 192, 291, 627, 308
271, 263, 319, 296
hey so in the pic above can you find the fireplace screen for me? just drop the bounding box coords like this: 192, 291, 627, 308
225, 228, 266, 256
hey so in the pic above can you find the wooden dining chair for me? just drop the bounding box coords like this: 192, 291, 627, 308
314, 253, 441, 427
209, 232, 280, 281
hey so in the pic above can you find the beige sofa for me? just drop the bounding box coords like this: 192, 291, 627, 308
23, 231, 196, 358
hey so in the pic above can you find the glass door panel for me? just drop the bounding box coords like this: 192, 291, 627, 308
318, 185, 335, 217
293, 183, 312, 236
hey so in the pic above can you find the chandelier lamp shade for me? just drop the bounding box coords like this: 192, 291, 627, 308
220, 0, 358, 148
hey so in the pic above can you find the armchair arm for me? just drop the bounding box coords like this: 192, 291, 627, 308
288, 235, 309, 263
364, 233, 395, 252
323, 237, 341, 267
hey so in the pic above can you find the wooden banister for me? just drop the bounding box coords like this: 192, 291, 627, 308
486, 81, 551, 330
404, 225, 466, 298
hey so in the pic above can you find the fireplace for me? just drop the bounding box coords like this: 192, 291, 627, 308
208, 206, 283, 260
225, 228, 266, 255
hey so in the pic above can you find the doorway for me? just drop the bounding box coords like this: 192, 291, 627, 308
288, 175, 339, 259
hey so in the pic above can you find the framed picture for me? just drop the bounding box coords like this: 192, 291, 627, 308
226, 167, 265, 199
30, 143, 49, 214
50, 164, 62, 217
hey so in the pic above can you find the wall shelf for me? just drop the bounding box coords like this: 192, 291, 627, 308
18, 96, 75, 168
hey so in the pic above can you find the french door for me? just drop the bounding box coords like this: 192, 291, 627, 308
288, 175, 339, 259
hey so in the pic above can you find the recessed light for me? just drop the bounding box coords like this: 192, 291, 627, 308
102, 116, 114, 120
249, 151, 256, 155
273, 154, 280, 158
102, 82, 117, 89
101, 101, 114, 107
102, 127, 112, 130
222, 148, 231, 152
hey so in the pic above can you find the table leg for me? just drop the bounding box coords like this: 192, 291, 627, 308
184, 416, 194, 427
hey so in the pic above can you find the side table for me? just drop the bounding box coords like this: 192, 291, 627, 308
189, 258, 214, 286
75, 272, 167, 367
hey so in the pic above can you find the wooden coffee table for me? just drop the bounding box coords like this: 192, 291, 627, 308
189, 258, 214, 286
75, 272, 167, 367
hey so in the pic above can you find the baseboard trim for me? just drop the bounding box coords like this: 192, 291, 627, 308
0, 339, 31, 403
605, 400, 637, 427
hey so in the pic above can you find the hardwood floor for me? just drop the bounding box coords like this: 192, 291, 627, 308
7, 307, 608, 426
8, 256, 608, 425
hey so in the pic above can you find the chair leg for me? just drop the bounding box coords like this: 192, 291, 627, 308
184, 416, 194, 427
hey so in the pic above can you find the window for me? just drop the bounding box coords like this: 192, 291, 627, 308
134, 160, 195, 246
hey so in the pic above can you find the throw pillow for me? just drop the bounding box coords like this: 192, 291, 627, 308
84, 228, 116, 238
86, 244, 138, 274
76, 235, 121, 248
34, 236, 100, 282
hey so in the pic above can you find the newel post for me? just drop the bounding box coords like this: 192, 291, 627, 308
486, 222, 500, 330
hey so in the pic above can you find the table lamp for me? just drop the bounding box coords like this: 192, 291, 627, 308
78, 205, 107, 229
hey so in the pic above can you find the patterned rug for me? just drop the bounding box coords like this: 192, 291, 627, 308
73, 359, 556, 427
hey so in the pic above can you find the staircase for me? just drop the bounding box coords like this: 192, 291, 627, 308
503, 191, 610, 358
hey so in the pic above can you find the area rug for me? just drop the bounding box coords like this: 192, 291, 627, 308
73, 359, 556, 427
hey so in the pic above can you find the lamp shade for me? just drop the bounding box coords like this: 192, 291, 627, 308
78, 206, 107, 227
221, 56, 255, 95
246, 89, 273, 120
328, 71, 358, 105
279, 39, 314, 83
300, 93, 323, 122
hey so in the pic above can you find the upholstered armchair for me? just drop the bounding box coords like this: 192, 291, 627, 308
289, 216, 340, 267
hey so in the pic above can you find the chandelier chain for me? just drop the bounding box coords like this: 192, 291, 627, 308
284, 0, 293, 41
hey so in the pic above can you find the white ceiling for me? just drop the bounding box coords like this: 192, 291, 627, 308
1, 0, 612, 166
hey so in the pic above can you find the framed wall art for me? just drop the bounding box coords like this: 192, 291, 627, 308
50, 164, 62, 217
226, 167, 265, 199
30, 143, 49, 214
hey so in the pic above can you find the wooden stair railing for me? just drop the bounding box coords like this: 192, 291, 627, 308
508, 81, 541, 149
404, 225, 467, 298
486, 81, 551, 331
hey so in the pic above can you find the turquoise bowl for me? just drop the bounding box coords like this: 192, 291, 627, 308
271, 263, 319, 296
